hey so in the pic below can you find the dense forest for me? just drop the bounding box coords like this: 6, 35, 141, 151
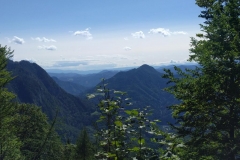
1, 0, 240, 159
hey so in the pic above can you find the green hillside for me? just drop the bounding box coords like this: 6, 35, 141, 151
6, 60, 94, 140
89, 64, 178, 124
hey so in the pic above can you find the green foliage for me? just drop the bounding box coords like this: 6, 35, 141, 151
164, 0, 240, 159
89, 80, 166, 159
62, 143, 76, 160
96, 64, 178, 124
0, 45, 23, 159
75, 127, 94, 160
7, 60, 95, 141
91, 81, 129, 159
11, 103, 63, 160
0, 45, 64, 160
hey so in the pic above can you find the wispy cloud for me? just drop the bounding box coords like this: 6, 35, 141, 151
172, 31, 187, 35
148, 28, 187, 37
10, 36, 25, 44
38, 45, 57, 51
131, 31, 145, 39
124, 37, 129, 41
124, 46, 131, 51
32, 37, 56, 42
74, 28, 92, 40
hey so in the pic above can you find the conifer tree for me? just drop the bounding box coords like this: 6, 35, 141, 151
0, 45, 22, 159
75, 127, 94, 160
164, 0, 240, 159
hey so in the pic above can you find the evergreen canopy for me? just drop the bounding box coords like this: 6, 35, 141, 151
164, 0, 240, 159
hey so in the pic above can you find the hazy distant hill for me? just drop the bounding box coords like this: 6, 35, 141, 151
156, 64, 199, 74
46, 66, 135, 75
6, 60, 94, 140
52, 77, 88, 96
90, 64, 178, 124
49, 70, 119, 88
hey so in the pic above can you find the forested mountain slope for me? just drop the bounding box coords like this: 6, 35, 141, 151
6, 60, 94, 139
91, 64, 178, 124
52, 76, 87, 96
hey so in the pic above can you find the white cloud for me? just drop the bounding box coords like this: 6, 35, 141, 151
38, 45, 57, 51
124, 37, 129, 41
149, 28, 187, 37
124, 46, 131, 51
149, 28, 171, 36
11, 36, 25, 44
131, 31, 145, 39
74, 28, 92, 40
172, 31, 187, 35
32, 37, 56, 42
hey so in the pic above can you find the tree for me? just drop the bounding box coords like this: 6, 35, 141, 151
164, 0, 240, 159
89, 80, 164, 159
75, 127, 94, 160
11, 103, 63, 160
89, 81, 130, 160
0, 45, 23, 159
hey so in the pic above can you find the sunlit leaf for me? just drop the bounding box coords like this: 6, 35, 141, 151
87, 94, 95, 99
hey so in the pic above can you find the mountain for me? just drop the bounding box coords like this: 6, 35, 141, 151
49, 70, 119, 88
91, 64, 178, 124
52, 77, 88, 96
6, 60, 95, 140
46, 66, 135, 75
156, 64, 199, 74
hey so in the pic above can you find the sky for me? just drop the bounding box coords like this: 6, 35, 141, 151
0, 0, 203, 71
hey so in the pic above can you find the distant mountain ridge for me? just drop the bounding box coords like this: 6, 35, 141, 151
49, 70, 119, 88
6, 60, 94, 139
156, 64, 199, 74
90, 64, 179, 124
6, 61, 198, 138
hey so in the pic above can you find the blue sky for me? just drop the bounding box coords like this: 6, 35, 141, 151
0, 0, 203, 71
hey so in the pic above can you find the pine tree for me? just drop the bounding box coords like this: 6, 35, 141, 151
164, 0, 240, 159
0, 45, 22, 160
75, 128, 94, 160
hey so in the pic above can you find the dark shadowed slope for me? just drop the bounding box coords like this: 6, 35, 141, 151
92, 64, 178, 124
52, 77, 88, 96
6, 60, 94, 140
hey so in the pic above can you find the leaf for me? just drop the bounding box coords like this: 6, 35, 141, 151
86, 94, 95, 99
97, 89, 104, 92
129, 147, 140, 152
100, 115, 105, 120
138, 138, 145, 145
126, 102, 133, 106
125, 110, 132, 115
107, 153, 116, 157
114, 90, 123, 94
114, 120, 122, 127
131, 110, 138, 116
